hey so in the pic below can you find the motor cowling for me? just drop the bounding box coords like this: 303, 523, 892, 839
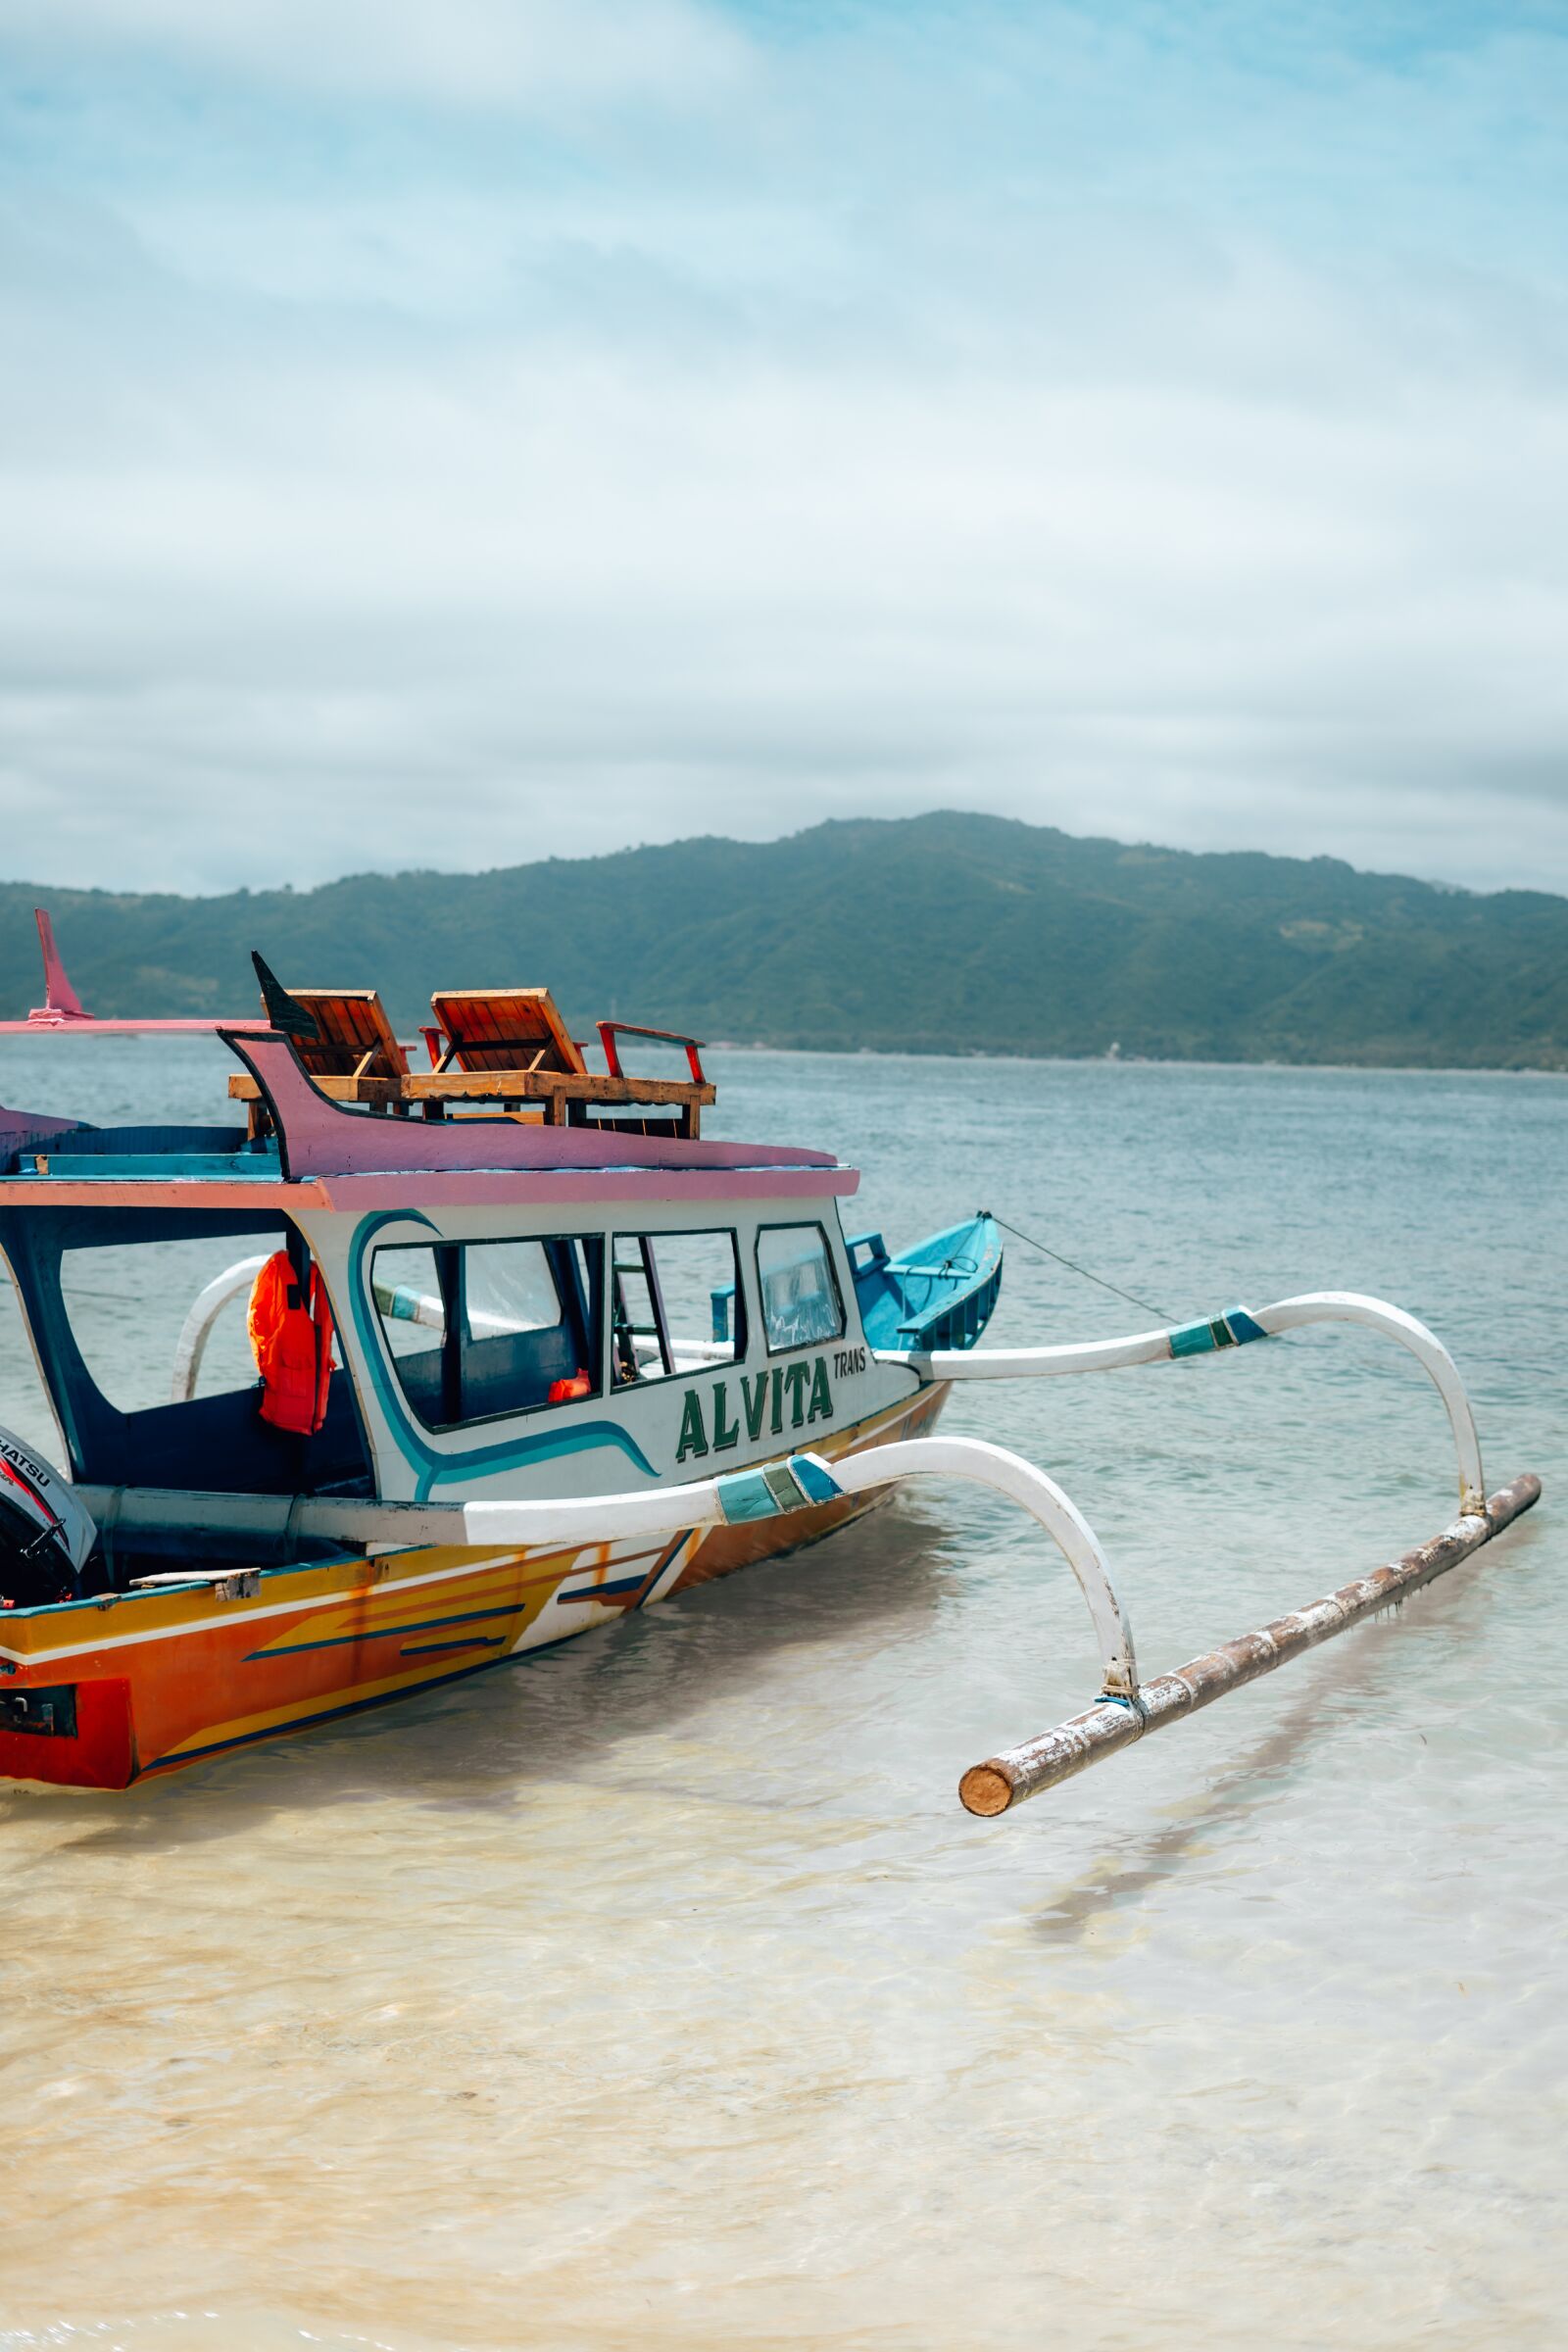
0, 1429, 96, 1609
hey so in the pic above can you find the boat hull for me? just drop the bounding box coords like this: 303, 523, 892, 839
0, 1383, 949, 1789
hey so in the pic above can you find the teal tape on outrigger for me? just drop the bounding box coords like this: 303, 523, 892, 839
715, 1453, 846, 1525
1168, 1306, 1270, 1358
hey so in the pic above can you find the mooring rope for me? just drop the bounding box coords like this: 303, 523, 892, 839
990, 1212, 1170, 1322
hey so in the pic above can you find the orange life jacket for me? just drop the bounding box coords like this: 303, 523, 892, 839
248, 1250, 335, 1436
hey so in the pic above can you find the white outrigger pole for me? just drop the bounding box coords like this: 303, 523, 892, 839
886, 1288, 1540, 1813
83, 1287, 1539, 1820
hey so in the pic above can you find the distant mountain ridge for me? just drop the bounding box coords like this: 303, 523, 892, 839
1, 813, 1564, 1069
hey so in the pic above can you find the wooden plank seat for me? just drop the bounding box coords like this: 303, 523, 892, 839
226, 1065, 713, 1133
403, 1070, 710, 1135
229, 1074, 399, 1104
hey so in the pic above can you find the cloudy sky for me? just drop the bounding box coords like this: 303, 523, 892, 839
2, 1, 1566, 896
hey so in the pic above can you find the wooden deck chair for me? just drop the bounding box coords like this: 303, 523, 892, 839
277, 989, 409, 1081
427, 989, 585, 1078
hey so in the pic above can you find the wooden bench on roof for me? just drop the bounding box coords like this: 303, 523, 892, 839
228, 983, 414, 1133
285, 989, 409, 1084
230, 976, 713, 1136
425, 988, 585, 1079
406, 1001, 712, 1135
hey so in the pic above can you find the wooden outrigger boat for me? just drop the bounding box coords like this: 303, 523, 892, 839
0, 913, 1542, 1804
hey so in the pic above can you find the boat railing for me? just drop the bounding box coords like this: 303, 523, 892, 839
597, 1020, 708, 1087
226, 1060, 715, 1138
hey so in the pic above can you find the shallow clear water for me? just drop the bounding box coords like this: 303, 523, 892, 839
0, 1040, 1562, 2351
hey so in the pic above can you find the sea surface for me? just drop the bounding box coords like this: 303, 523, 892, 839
0, 1039, 1562, 2352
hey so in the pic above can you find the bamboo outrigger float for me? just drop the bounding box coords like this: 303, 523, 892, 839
0, 911, 1541, 1803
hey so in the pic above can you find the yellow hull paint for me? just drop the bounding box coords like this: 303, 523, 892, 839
0, 1385, 948, 1787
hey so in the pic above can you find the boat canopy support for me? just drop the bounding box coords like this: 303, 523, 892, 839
886, 1290, 1487, 1516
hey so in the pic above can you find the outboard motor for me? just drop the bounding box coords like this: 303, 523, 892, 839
0, 1430, 96, 1608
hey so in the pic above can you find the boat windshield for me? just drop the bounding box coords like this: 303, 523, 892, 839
755, 1223, 845, 1352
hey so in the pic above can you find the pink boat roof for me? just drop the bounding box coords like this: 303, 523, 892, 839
0, 1031, 855, 1205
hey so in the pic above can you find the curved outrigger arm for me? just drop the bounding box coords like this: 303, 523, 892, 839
796, 1438, 1141, 1696
79, 1436, 1142, 1703
886, 1290, 1487, 1517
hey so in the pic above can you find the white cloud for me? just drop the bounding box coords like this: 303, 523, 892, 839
0, 0, 750, 112
1, 6, 1567, 895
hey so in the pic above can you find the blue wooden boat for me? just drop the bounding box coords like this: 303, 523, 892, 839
848, 1214, 1003, 1351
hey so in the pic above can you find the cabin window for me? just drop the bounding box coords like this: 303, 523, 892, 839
371, 1237, 604, 1431
610, 1230, 745, 1386
371, 1246, 450, 1420
755, 1223, 845, 1352
58, 1228, 312, 1413
0, 1211, 372, 1503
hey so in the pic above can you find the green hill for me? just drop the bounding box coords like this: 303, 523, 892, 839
1, 813, 1564, 1069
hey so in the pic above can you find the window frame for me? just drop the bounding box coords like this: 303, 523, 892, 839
369, 1233, 605, 1435
752, 1219, 847, 1357
609, 1226, 748, 1391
